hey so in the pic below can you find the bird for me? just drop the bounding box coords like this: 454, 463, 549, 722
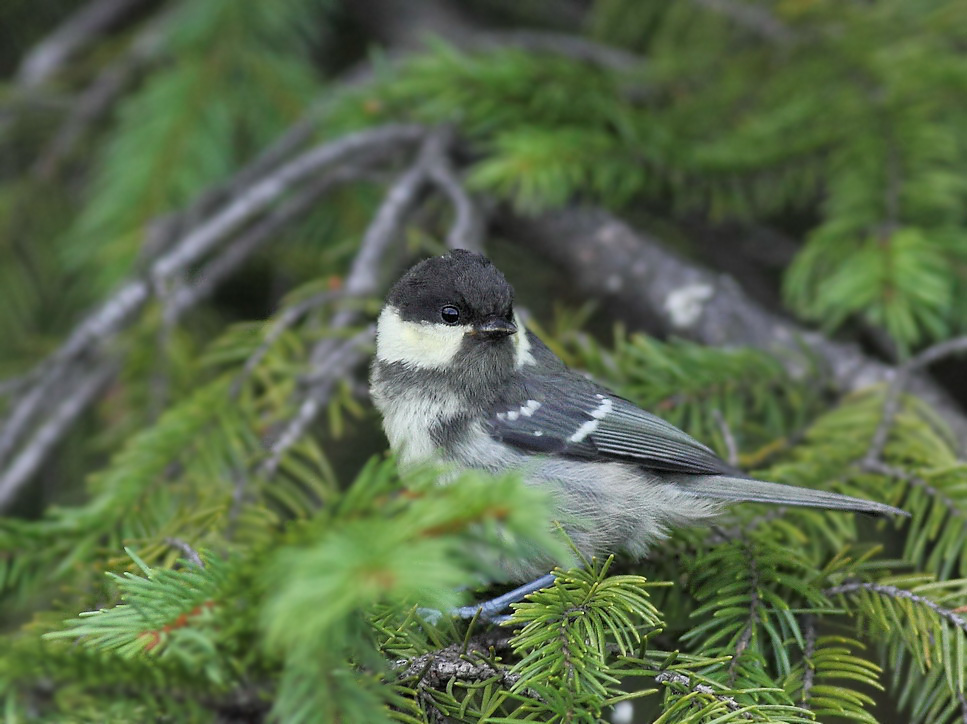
369, 249, 906, 590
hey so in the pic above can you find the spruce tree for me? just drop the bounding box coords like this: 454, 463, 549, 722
1, 1, 966, 722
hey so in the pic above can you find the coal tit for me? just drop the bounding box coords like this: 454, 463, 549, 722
370, 250, 906, 581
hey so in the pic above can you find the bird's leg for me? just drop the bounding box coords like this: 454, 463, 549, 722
451, 572, 557, 622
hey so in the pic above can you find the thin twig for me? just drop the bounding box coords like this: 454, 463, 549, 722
474, 30, 643, 71
164, 537, 205, 569
151, 124, 425, 286
864, 336, 967, 464
425, 145, 485, 252
255, 326, 374, 482
728, 545, 761, 684
655, 671, 748, 716
0, 362, 116, 510
825, 581, 967, 634
230, 290, 343, 398
711, 409, 739, 468
16, 0, 150, 88
800, 614, 816, 709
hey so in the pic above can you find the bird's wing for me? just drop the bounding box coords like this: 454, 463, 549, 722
486, 378, 738, 476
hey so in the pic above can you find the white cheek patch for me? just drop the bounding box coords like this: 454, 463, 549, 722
514, 313, 537, 367
376, 306, 470, 369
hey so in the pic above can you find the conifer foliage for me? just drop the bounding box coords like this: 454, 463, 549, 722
1, 1, 967, 722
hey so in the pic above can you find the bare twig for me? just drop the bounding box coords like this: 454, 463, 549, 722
231, 290, 342, 398
395, 631, 518, 689
655, 671, 748, 715
166, 166, 366, 323
864, 336, 967, 464
711, 409, 739, 468
16, 0, 151, 88
0, 362, 116, 510
800, 614, 816, 708
255, 326, 374, 482
728, 546, 760, 684
164, 537, 205, 569
151, 124, 425, 286
425, 144, 485, 252
825, 581, 967, 634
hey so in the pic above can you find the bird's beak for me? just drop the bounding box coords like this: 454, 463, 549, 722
473, 317, 517, 338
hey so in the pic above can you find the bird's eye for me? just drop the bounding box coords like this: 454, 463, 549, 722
440, 305, 461, 325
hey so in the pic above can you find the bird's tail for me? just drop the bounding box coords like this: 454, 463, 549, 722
670, 475, 908, 518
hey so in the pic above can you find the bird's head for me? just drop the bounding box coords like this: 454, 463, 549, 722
375, 250, 529, 375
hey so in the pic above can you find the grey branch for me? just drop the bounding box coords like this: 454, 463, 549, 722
167, 167, 366, 323
497, 207, 967, 449
825, 581, 967, 634
16, 0, 150, 88
474, 30, 643, 71
0, 362, 116, 510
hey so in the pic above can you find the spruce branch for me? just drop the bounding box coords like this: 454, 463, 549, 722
712, 408, 740, 468
655, 671, 749, 716
824, 581, 967, 636
728, 547, 762, 685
